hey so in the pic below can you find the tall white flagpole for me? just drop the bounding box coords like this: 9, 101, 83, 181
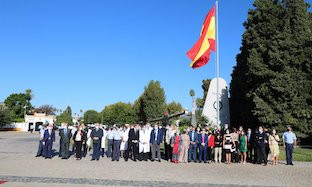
216, 0, 220, 128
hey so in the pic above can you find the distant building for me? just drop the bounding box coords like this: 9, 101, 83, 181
72, 115, 80, 125
25, 112, 56, 131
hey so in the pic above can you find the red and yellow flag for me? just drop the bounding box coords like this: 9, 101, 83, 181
186, 6, 216, 69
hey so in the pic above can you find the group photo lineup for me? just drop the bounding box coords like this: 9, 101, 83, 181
0, 0, 311, 187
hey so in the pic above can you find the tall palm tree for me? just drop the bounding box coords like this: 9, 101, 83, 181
189, 89, 195, 97
25, 89, 34, 99
189, 89, 197, 126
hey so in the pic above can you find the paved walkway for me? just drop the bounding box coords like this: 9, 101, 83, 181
0, 132, 311, 187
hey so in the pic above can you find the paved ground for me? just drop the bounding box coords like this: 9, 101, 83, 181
0, 132, 311, 187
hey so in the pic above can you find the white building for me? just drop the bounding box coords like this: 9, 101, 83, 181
24, 112, 56, 131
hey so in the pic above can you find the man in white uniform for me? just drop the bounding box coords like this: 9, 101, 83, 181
139, 125, 150, 161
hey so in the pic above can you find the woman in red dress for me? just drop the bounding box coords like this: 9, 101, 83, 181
171, 130, 180, 163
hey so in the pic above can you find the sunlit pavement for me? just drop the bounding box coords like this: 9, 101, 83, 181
0, 132, 311, 187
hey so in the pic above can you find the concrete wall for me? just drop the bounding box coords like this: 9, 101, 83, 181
0, 122, 28, 132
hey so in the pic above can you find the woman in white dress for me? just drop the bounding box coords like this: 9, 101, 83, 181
139, 125, 151, 161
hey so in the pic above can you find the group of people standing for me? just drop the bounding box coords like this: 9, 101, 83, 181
35, 122, 297, 166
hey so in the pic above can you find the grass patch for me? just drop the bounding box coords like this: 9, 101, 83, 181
279, 147, 312, 162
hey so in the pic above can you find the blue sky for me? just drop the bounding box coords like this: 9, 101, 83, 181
0, 0, 264, 114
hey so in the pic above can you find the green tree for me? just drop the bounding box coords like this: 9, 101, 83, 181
166, 101, 183, 115
189, 89, 195, 97
196, 79, 211, 109
230, 0, 312, 138
4, 89, 33, 119
55, 106, 73, 125
133, 96, 145, 123
0, 109, 14, 127
102, 102, 136, 125
83, 110, 101, 124
139, 80, 167, 122
196, 110, 210, 127
179, 118, 191, 131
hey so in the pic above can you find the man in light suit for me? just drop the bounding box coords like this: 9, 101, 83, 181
106, 127, 114, 158
43, 123, 55, 159
112, 126, 122, 161
150, 124, 163, 162
188, 126, 198, 162
198, 128, 208, 163
59, 123, 72, 159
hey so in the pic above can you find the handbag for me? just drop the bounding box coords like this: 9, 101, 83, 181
224, 144, 231, 149
231, 144, 236, 152
87, 137, 92, 147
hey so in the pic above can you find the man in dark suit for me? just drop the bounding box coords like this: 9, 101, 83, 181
35, 124, 47, 157
91, 123, 103, 161
43, 123, 55, 159
246, 128, 254, 162
150, 124, 163, 162
82, 124, 89, 157
126, 124, 140, 161
59, 123, 72, 159
188, 126, 198, 162
255, 126, 268, 166
198, 129, 208, 163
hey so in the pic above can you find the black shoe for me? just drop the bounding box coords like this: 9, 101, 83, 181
112, 159, 115, 161
151, 159, 155, 162
117, 159, 119, 162
158, 160, 161, 162
96, 159, 99, 161
91, 159, 95, 161
204, 161, 207, 163
125, 159, 128, 162
290, 163, 294, 166
35, 155, 41, 157
133, 159, 137, 162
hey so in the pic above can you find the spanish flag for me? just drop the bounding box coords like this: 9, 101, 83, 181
187, 6, 216, 69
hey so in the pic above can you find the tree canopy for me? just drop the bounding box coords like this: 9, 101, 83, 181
189, 89, 195, 97
230, 0, 312, 138
135, 80, 167, 123
55, 106, 73, 125
102, 102, 136, 125
4, 89, 33, 119
0, 109, 14, 127
196, 79, 211, 109
166, 101, 183, 115
83, 110, 101, 124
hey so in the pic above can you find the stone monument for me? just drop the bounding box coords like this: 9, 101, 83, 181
202, 77, 230, 128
